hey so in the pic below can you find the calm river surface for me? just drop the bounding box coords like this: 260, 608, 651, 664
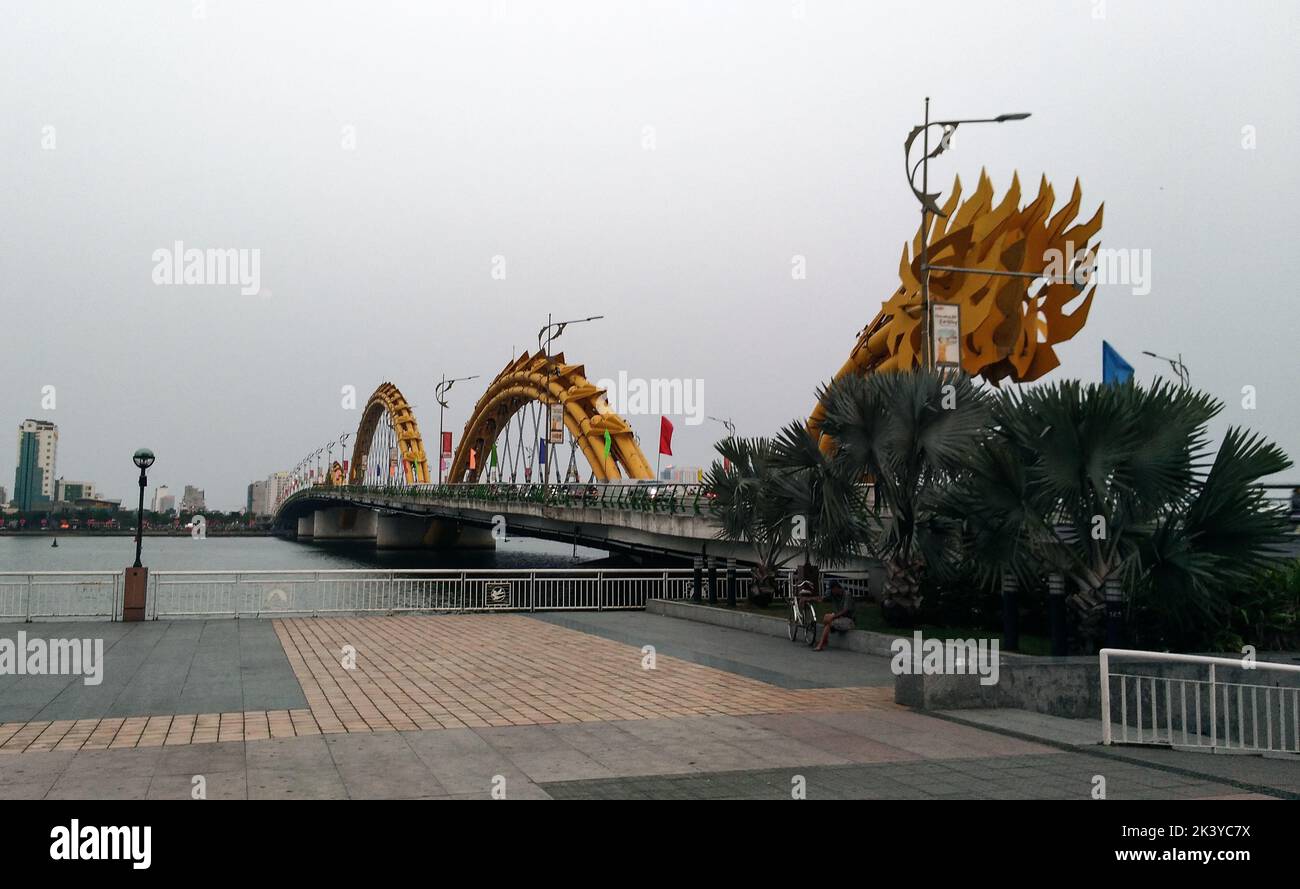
0, 534, 609, 572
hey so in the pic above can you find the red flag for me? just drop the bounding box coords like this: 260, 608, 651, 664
659, 416, 674, 456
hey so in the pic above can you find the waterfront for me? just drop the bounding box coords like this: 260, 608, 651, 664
0, 533, 609, 572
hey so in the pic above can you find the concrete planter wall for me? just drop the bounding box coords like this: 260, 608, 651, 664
650, 598, 1300, 727
647, 597, 909, 656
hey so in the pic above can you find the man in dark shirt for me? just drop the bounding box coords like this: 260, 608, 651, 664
814, 581, 855, 651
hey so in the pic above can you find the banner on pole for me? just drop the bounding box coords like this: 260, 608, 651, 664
548, 403, 565, 444
931, 303, 961, 368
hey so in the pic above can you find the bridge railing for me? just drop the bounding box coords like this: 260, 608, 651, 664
1100, 648, 1300, 755
145, 567, 754, 618
0, 572, 122, 621
283, 482, 714, 516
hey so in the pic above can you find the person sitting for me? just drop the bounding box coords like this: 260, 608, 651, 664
814, 581, 855, 651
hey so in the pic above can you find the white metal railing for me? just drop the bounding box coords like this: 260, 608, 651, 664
0, 572, 122, 621
1100, 648, 1300, 756
146, 568, 754, 619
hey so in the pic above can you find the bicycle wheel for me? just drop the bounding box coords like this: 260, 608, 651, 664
787, 613, 799, 642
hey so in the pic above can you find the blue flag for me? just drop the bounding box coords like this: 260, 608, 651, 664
1102, 341, 1134, 385
538, 438, 547, 465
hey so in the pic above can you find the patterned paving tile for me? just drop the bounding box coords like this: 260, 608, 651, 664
0, 615, 893, 753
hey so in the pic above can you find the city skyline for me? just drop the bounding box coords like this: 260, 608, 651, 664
2, 2, 1297, 510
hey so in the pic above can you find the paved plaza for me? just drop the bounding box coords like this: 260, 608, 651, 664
0, 613, 1296, 799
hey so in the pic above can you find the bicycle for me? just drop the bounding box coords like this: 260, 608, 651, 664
788, 594, 819, 645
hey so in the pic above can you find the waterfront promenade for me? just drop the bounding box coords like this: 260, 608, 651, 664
1, 612, 1293, 800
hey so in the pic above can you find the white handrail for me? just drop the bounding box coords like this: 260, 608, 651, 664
1100, 648, 1300, 753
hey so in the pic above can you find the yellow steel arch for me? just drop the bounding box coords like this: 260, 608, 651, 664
809, 170, 1103, 438
348, 382, 430, 484
448, 351, 654, 483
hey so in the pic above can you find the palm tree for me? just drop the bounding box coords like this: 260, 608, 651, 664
702, 436, 799, 607
1134, 427, 1292, 649
954, 379, 1291, 651
816, 369, 992, 625
767, 419, 869, 582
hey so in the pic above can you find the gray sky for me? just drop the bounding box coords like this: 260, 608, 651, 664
2, 0, 1297, 510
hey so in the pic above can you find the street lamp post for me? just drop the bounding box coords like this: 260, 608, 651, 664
436, 374, 479, 484
131, 448, 154, 568
708, 415, 737, 439
905, 100, 1031, 369
1142, 350, 1190, 387
124, 448, 155, 621
536, 315, 604, 483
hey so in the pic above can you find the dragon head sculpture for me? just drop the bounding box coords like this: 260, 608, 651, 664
809, 170, 1103, 436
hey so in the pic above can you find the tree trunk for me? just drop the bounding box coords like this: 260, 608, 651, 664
881, 555, 924, 627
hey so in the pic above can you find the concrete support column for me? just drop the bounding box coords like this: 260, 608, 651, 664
455, 525, 496, 550
376, 513, 435, 550
297, 514, 315, 540
375, 515, 498, 550
313, 508, 377, 541
1001, 571, 1019, 652
1048, 573, 1068, 656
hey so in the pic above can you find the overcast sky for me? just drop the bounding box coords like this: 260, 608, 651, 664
2, 0, 1297, 510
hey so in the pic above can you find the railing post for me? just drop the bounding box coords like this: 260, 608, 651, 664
1099, 649, 1111, 745
24, 573, 33, 623
1209, 663, 1217, 749
597, 570, 604, 611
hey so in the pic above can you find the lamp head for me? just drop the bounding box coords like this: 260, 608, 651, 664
132, 448, 155, 470
995, 112, 1031, 122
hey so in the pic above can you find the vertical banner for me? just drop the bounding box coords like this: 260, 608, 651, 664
548, 403, 565, 444
440, 432, 452, 457
931, 303, 961, 368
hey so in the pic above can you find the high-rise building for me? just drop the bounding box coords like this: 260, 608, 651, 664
0, 486, 7, 506
181, 485, 206, 513
55, 479, 96, 502
246, 480, 269, 517
14, 419, 57, 510
152, 485, 174, 513
265, 471, 290, 509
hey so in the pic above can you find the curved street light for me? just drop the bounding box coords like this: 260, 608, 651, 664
1142, 350, 1190, 387
905, 99, 1031, 369
435, 374, 479, 484
536, 314, 604, 482
708, 415, 737, 438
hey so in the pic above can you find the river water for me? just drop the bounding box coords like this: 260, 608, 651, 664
0, 534, 609, 572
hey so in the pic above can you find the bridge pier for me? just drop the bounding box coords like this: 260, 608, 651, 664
375, 514, 497, 550
297, 514, 315, 540
312, 508, 377, 541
